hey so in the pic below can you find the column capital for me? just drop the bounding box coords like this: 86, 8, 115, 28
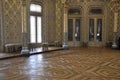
61, 0, 69, 8
21, 0, 27, 6
110, 0, 120, 12
61, 0, 67, 4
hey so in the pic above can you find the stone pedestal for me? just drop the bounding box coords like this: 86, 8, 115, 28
21, 33, 29, 55
62, 32, 68, 49
112, 32, 118, 49
21, 47, 29, 55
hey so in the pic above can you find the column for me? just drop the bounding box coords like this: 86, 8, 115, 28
21, 0, 29, 54
112, 12, 118, 48
61, 0, 68, 49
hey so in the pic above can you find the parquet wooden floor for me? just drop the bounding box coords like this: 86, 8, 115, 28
0, 47, 120, 80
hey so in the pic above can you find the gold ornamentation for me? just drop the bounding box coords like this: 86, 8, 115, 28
3, 0, 22, 43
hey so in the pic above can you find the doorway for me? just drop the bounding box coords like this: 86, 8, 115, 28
68, 18, 81, 47
88, 18, 103, 47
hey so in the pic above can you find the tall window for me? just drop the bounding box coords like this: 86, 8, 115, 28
30, 4, 42, 43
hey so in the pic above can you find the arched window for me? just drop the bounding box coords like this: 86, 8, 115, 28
30, 4, 42, 12
89, 8, 103, 14
68, 9, 81, 15
30, 3, 42, 43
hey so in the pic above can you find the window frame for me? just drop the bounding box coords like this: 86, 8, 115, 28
89, 7, 103, 15
29, 3, 42, 43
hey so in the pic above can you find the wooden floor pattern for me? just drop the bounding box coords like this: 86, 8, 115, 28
0, 47, 120, 80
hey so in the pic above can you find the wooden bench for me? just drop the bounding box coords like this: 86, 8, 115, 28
28, 43, 49, 51
5, 43, 22, 53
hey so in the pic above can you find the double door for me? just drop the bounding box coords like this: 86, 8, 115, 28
68, 18, 81, 47
88, 18, 103, 47
67, 17, 103, 47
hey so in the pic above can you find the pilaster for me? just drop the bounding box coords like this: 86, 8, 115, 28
21, 0, 29, 54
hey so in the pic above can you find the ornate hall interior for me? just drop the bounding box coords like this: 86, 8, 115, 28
0, 0, 120, 80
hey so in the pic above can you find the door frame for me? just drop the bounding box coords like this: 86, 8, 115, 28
67, 17, 82, 47
88, 15, 105, 47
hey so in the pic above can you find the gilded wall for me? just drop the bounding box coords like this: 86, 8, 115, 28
47, 0, 56, 43
117, 11, 120, 39
0, 0, 120, 52
107, 3, 114, 42
55, 0, 63, 43
3, 0, 22, 44
0, 0, 2, 48
44, 0, 56, 43
0, 0, 57, 48
0, 0, 54, 51
117, 10, 120, 38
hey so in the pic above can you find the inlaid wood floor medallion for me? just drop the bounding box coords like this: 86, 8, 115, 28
0, 48, 120, 80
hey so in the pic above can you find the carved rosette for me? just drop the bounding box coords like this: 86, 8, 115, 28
110, 0, 120, 12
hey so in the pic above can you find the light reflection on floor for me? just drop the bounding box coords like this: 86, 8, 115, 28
0, 47, 62, 59
29, 47, 48, 54
28, 54, 43, 62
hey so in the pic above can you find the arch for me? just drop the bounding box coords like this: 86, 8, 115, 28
30, 3, 42, 13
87, 5, 104, 15
68, 6, 83, 15
89, 7, 103, 14
68, 8, 81, 15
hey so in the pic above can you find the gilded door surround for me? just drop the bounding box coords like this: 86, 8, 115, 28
67, 1, 107, 47
87, 5, 106, 47
88, 17, 103, 47
67, 17, 82, 47
67, 6, 83, 47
